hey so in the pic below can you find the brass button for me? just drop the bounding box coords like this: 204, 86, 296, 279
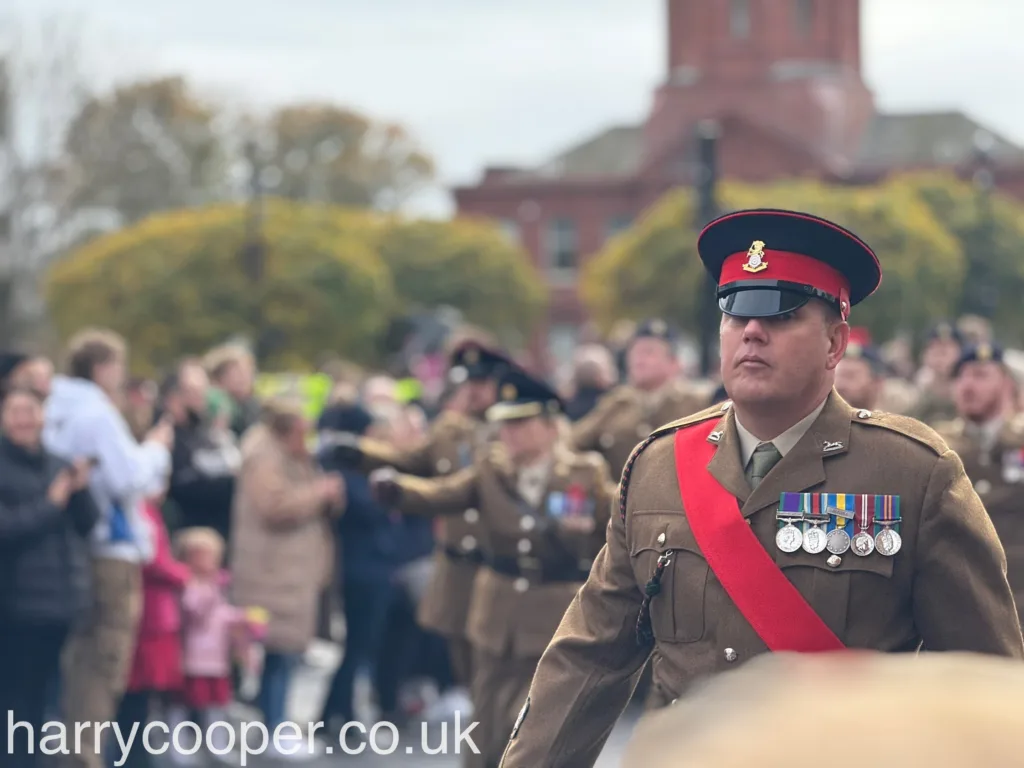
517, 539, 532, 554
513, 577, 529, 593
599, 433, 615, 449
464, 508, 479, 524
520, 516, 536, 532
826, 555, 842, 568
975, 479, 992, 495
436, 458, 452, 473
857, 410, 872, 419
724, 648, 738, 663
657, 532, 666, 545
461, 535, 477, 551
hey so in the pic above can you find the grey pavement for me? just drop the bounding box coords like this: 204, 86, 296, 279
150, 641, 638, 768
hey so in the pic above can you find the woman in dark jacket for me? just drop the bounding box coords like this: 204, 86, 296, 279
0, 387, 100, 767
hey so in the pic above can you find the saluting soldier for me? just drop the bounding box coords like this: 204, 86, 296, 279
499, 209, 1024, 768
934, 342, 1024, 619
370, 366, 615, 768
571, 319, 708, 480
330, 339, 511, 691
909, 322, 964, 424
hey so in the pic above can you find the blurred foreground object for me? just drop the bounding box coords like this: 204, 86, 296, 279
623, 651, 1024, 768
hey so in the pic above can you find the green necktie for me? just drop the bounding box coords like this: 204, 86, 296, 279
746, 442, 782, 489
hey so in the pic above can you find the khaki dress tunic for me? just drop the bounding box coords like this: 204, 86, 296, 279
358, 409, 488, 684
393, 444, 615, 768
499, 392, 1024, 768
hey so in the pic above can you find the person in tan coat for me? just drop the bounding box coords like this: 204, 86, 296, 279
229, 397, 344, 759
499, 210, 1024, 768
622, 651, 1024, 768
371, 366, 616, 768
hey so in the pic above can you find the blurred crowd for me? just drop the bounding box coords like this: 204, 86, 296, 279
1, 309, 1022, 767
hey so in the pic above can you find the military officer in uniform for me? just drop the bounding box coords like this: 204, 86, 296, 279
329, 339, 511, 692
499, 209, 1024, 768
571, 319, 708, 480
370, 366, 615, 768
934, 342, 1024, 619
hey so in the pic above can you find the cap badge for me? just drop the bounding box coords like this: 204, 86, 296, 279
650, 319, 667, 336
464, 348, 480, 364
501, 383, 517, 401
978, 344, 992, 361
742, 240, 768, 273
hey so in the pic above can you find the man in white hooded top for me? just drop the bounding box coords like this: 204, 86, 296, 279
43, 328, 173, 768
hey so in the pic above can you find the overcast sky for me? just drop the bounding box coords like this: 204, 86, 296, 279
7, 0, 1022, 215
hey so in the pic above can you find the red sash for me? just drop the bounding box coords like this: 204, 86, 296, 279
673, 420, 846, 652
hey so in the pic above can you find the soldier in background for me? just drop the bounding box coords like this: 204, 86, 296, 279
621, 651, 1024, 768
834, 327, 886, 412
934, 342, 1024, 619
910, 321, 963, 424
328, 338, 511, 705
370, 366, 615, 768
571, 319, 707, 480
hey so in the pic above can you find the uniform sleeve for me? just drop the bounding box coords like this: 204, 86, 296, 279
500, 488, 652, 767
569, 393, 618, 455
913, 449, 1024, 657
395, 466, 479, 517
358, 435, 436, 476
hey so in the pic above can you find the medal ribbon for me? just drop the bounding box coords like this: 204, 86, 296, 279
855, 494, 871, 537
874, 494, 900, 530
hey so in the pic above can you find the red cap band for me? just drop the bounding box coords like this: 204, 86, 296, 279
720, 249, 851, 318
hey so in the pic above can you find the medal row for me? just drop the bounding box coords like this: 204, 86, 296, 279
774, 492, 902, 558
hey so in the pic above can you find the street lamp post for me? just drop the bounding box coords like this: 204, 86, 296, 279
694, 120, 720, 378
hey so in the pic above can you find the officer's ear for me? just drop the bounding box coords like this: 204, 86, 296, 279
822, 307, 848, 372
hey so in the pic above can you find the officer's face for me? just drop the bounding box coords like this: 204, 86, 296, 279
835, 357, 882, 411
499, 416, 556, 463
954, 362, 1008, 420
626, 338, 678, 389
720, 301, 846, 407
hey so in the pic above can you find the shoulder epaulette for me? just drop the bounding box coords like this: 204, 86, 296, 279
850, 408, 948, 455
617, 401, 731, 523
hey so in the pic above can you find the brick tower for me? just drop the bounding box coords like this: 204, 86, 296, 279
644, 0, 876, 180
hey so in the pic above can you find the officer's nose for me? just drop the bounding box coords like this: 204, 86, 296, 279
741, 318, 769, 343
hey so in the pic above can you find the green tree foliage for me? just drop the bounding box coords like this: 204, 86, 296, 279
45, 201, 546, 373
45, 200, 394, 374
64, 77, 228, 222
257, 104, 435, 209
900, 172, 1024, 344
582, 177, 968, 342
376, 217, 547, 343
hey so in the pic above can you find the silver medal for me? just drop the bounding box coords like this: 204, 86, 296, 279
776, 523, 803, 553
802, 525, 826, 554
851, 530, 875, 557
875, 527, 902, 556
825, 528, 851, 555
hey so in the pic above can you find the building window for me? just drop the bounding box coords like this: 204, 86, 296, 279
794, 0, 814, 37
547, 323, 579, 381
499, 218, 520, 244
605, 215, 633, 242
546, 217, 578, 274
730, 0, 751, 39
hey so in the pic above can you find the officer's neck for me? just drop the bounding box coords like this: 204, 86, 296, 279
731, 388, 831, 443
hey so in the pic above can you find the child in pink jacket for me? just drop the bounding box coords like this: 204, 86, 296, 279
173, 527, 249, 763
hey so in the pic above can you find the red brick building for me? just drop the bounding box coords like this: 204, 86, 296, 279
453, 0, 1024, 364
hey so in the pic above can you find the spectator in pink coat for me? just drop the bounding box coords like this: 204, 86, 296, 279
114, 500, 190, 768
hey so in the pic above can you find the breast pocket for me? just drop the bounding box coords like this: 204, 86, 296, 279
773, 548, 895, 636
630, 514, 708, 643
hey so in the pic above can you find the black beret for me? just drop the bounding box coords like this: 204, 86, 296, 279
953, 342, 1005, 377
631, 318, 677, 346
449, 341, 512, 384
